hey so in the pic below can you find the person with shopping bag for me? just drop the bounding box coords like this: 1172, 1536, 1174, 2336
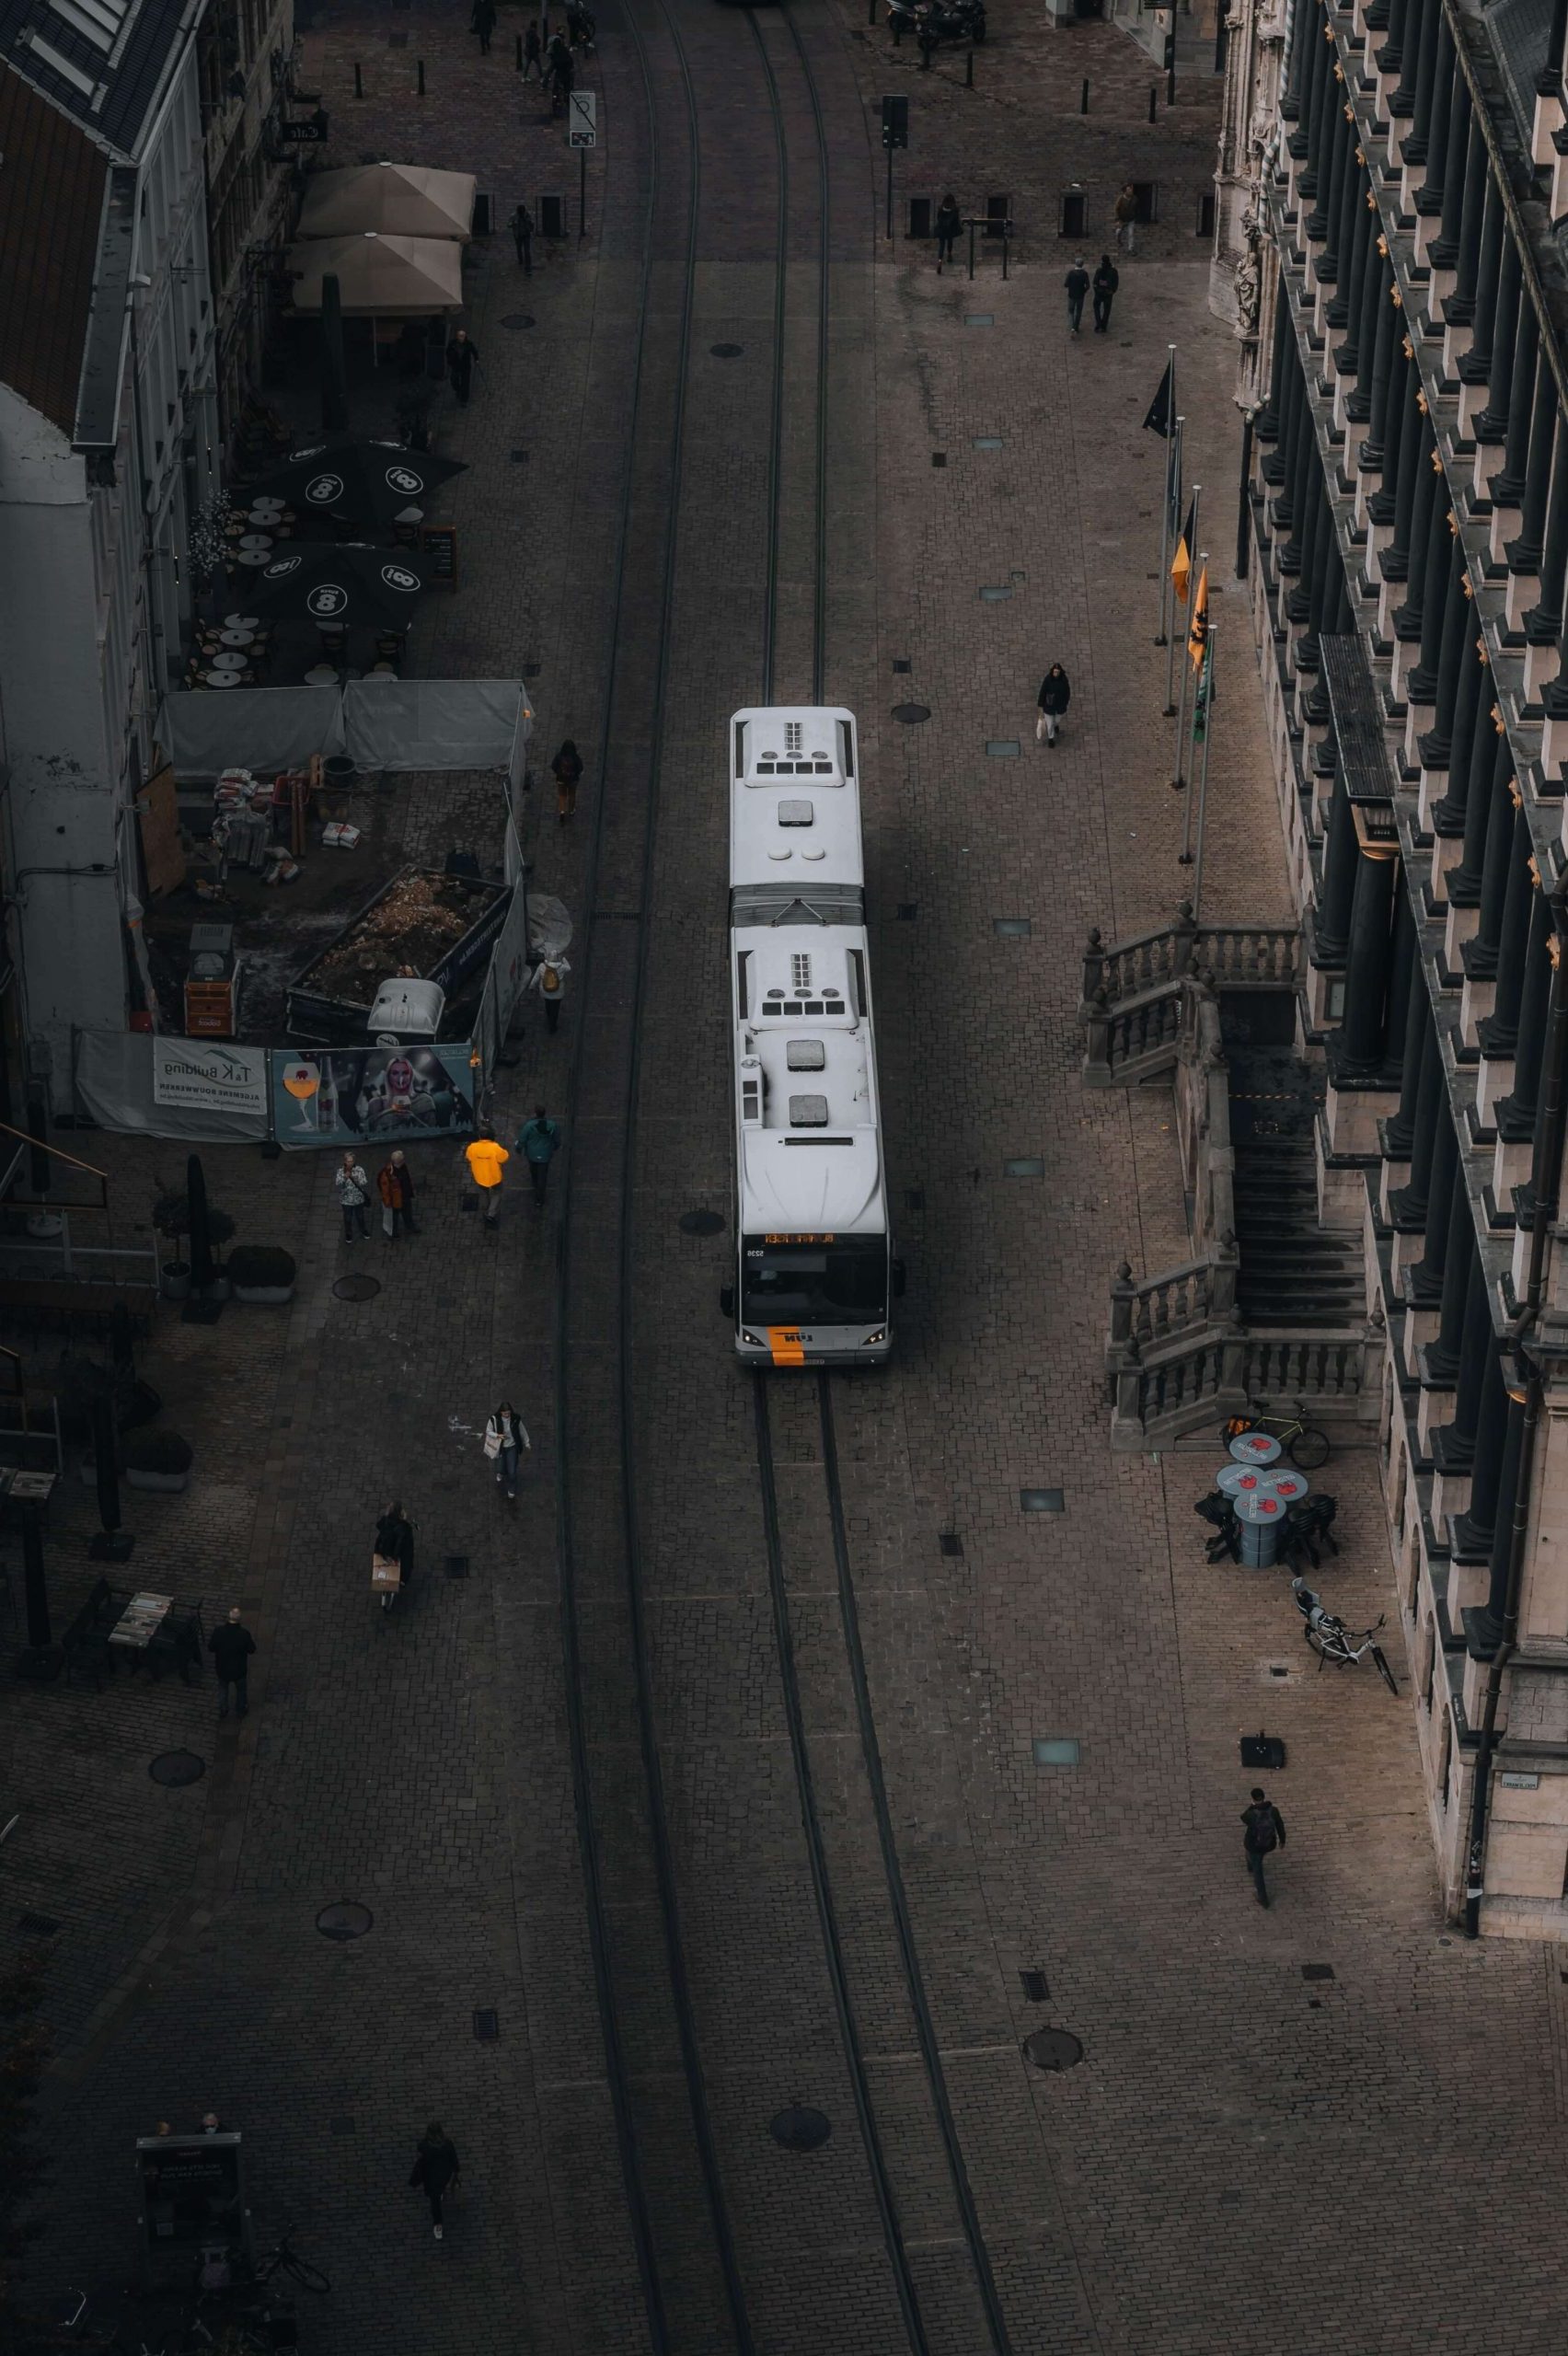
484, 1401, 530, 1500
1037, 664, 1071, 746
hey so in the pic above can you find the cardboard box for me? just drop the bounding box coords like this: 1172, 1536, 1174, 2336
371, 1553, 402, 1591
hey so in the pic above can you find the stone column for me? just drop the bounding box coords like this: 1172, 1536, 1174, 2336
1505, 355, 1558, 572
1435, 1253, 1495, 1476
1299, 7, 1336, 196
1462, 227, 1522, 421
1255, 299, 1295, 442
1263, 333, 1303, 491
1315, 765, 1358, 962
1417, 23, 1460, 215
1282, 398, 1322, 572
1332, 162, 1374, 343
1422, 1154, 1477, 1369
1346, 237, 1389, 410
1403, 0, 1443, 163
1418, 540, 1472, 761
1386, 410, 1435, 586
1359, 292, 1403, 464
1474, 1392, 1528, 1648
1432, 629, 1487, 830
1389, 1017, 1445, 1223
1477, 812, 1535, 1054
1456, 178, 1506, 355
1384, 920, 1429, 1151
1330, 843, 1400, 1078
1495, 889, 1553, 1138
1389, 0, 1425, 119
1409, 1112, 1460, 1320
1486, 303, 1541, 504
1454, 741, 1516, 931
1310, 89, 1353, 255
1443, 120, 1488, 313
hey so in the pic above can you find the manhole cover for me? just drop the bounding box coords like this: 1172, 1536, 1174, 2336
1024, 2027, 1084, 2072
149, 1750, 205, 1788
769, 2106, 831, 2151
316, 1901, 374, 1941
893, 702, 931, 724
333, 1273, 381, 1302
711, 342, 744, 358
501, 314, 536, 329
680, 1209, 725, 1235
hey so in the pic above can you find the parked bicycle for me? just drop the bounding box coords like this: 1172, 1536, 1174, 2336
1292, 1577, 1399, 1692
251, 2233, 329, 2296
1225, 1399, 1331, 1472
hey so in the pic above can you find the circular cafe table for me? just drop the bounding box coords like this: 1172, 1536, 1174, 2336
236, 548, 273, 567
248, 498, 283, 514
304, 664, 339, 686
1228, 1431, 1283, 1467
1232, 1482, 1287, 1567
225, 613, 259, 630
239, 534, 273, 552
219, 629, 255, 650
212, 652, 248, 673
198, 670, 241, 688
1216, 1462, 1272, 1497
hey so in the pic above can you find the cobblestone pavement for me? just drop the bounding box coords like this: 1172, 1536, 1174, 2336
7, 3, 1568, 2354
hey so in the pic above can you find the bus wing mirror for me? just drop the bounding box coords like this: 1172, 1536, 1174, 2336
892, 1258, 906, 1299
720, 1285, 735, 1318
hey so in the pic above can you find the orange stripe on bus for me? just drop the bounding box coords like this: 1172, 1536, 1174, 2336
767, 1327, 807, 1367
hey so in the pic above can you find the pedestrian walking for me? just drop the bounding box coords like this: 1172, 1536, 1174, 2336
935, 191, 963, 273
208, 1606, 255, 1722
465, 1131, 509, 1226
1091, 254, 1119, 333
470, 0, 496, 52
528, 956, 571, 1035
485, 1401, 531, 1498
510, 199, 535, 274
408, 2123, 461, 2242
445, 328, 479, 407
1036, 663, 1071, 745
377, 1149, 419, 1240
522, 21, 543, 77
566, 0, 594, 46
548, 32, 573, 108
551, 736, 584, 822
375, 1501, 415, 1609
1114, 182, 1138, 255
1240, 1786, 1286, 1907
516, 1105, 562, 1206
334, 1149, 370, 1242
1064, 259, 1090, 339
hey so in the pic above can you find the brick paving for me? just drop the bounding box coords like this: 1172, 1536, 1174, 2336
7, 3, 1568, 2354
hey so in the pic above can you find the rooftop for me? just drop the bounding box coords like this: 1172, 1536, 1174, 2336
0, 59, 108, 436
0, 0, 193, 160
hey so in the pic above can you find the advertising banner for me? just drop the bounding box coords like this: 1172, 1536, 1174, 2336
273, 1045, 478, 1149
153, 1040, 269, 1120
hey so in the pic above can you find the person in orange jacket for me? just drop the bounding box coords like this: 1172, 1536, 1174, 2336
464, 1132, 509, 1227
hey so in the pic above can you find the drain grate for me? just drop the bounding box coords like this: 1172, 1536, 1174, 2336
940, 1532, 963, 1556
1033, 1738, 1079, 1767
17, 1912, 60, 1939
333, 1273, 381, 1302
973, 434, 1004, 449
1021, 1488, 1065, 1513
770, 2106, 831, 2151
994, 918, 1032, 937
473, 2009, 500, 2040
896, 903, 918, 921
932, 452, 947, 467
149, 1751, 205, 1788
510, 449, 529, 464
965, 313, 995, 327
905, 1188, 924, 1210
1024, 2027, 1084, 2071
680, 1209, 725, 1235
330, 2117, 356, 2135
1301, 1964, 1335, 1982
500, 315, 536, 330
979, 586, 1013, 602
893, 658, 912, 673
444, 1555, 470, 1579
316, 1901, 374, 1942
986, 740, 1021, 757
710, 342, 744, 358
893, 703, 931, 724
1006, 1157, 1044, 1178
1020, 1968, 1049, 2002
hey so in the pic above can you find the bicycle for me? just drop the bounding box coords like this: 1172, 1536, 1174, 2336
1225, 1398, 1331, 1472
1292, 1577, 1399, 1693
251, 2234, 329, 2297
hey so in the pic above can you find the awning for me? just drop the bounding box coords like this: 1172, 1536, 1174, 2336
296, 162, 477, 241
286, 233, 465, 316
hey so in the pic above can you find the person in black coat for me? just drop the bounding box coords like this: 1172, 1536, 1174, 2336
208, 1607, 256, 1721
1091, 254, 1119, 334
1037, 664, 1071, 745
409, 2123, 461, 2240
470, 0, 496, 52
935, 192, 963, 273
445, 329, 479, 407
1064, 260, 1090, 338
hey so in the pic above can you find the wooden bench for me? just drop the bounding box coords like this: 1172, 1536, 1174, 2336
0, 1280, 156, 1340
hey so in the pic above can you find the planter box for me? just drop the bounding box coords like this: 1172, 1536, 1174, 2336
125, 1468, 190, 1494
159, 1265, 192, 1303
233, 1282, 294, 1304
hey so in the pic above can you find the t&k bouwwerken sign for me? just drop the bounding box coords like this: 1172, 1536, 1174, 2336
152, 1040, 269, 1117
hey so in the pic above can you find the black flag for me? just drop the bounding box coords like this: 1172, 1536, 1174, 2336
1143, 356, 1175, 437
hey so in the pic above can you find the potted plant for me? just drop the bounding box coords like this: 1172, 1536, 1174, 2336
160, 1257, 193, 1304
123, 1430, 193, 1495
153, 1176, 236, 1303
226, 1244, 297, 1305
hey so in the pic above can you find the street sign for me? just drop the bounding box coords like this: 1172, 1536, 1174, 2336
568, 90, 596, 147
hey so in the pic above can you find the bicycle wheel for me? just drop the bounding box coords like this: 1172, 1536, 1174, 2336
281, 2252, 330, 2297
1287, 1423, 1331, 1472
1371, 1644, 1399, 1696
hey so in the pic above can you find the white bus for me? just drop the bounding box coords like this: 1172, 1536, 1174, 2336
721, 706, 898, 1367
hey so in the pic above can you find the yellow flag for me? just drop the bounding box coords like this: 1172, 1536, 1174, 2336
1170, 496, 1195, 605
1188, 565, 1209, 671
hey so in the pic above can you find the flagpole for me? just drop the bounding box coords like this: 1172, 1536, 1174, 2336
1172, 544, 1195, 829
1155, 345, 1177, 646
1164, 442, 1190, 716
1191, 628, 1217, 923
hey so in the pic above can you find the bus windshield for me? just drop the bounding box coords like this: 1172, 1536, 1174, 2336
741, 1234, 886, 1326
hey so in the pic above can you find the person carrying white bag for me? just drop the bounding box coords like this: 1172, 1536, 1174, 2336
484, 1401, 531, 1500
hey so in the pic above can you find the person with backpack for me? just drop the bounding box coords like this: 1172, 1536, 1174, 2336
1036, 663, 1071, 746
521, 21, 544, 78
1064, 258, 1090, 339
528, 954, 571, 1036
515, 1105, 562, 1206
484, 1401, 531, 1499
550, 736, 584, 822
1240, 1787, 1286, 1907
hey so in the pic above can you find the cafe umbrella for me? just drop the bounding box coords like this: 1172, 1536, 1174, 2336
245, 542, 429, 630
241, 439, 467, 533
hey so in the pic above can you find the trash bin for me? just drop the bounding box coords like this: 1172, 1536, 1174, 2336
1233, 1484, 1286, 1567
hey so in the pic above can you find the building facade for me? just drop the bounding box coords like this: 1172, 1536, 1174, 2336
0, 2, 218, 1112
1215, 0, 1568, 1932
197, 0, 297, 451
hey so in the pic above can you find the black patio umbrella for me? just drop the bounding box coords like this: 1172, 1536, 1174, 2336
243, 438, 466, 531
245, 542, 429, 630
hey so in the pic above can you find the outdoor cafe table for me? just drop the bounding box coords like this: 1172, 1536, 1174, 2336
1232, 1484, 1288, 1568
212, 652, 248, 673
224, 613, 259, 630
1228, 1431, 1283, 1467
219, 629, 256, 650
198, 670, 241, 687
105, 1591, 203, 1680
236, 549, 273, 568
238, 535, 272, 552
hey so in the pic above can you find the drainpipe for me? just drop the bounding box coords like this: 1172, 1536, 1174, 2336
1464, 876, 1568, 1936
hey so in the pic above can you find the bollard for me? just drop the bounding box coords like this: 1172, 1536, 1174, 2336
966, 44, 974, 85
1148, 83, 1157, 122
417, 56, 426, 96
868, 0, 877, 21
353, 59, 363, 97
1080, 76, 1089, 113
1167, 62, 1176, 104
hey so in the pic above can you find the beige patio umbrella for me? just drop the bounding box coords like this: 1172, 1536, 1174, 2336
286, 233, 465, 316
296, 162, 476, 241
